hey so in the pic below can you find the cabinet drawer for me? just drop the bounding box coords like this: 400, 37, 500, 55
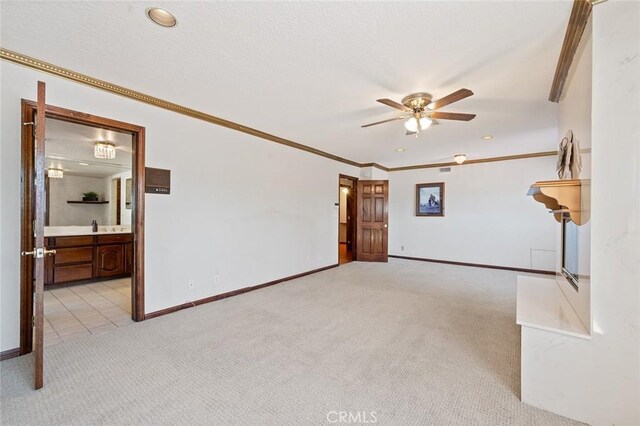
54, 264, 93, 284
97, 234, 132, 245
51, 236, 94, 248
54, 247, 93, 265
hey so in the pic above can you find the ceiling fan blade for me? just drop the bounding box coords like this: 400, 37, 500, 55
428, 89, 474, 110
430, 112, 476, 121
361, 116, 405, 128
377, 98, 412, 112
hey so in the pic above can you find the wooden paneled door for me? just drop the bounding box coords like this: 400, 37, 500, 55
19, 81, 48, 389
356, 180, 389, 262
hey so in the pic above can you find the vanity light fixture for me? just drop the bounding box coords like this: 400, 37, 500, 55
48, 168, 63, 178
94, 142, 116, 159
146, 8, 177, 27
454, 154, 467, 165
481, 135, 494, 140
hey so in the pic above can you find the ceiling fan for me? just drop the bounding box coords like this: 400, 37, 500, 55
362, 89, 476, 135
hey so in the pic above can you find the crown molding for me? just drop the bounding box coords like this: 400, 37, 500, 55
1, 47, 556, 173
388, 151, 557, 172
0, 48, 361, 168
548, 0, 592, 102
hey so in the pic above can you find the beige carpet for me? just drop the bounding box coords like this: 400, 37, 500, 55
1, 259, 581, 425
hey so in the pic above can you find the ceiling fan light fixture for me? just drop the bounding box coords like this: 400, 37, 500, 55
454, 154, 467, 165
94, 142, 116, 159
404, 117, 419, 132
48, 168, 64, 178
419, 117, 433, 130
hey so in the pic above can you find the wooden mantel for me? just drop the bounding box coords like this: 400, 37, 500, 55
528, 179, 590, 225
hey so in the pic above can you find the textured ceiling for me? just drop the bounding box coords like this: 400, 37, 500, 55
1, 1, 570, 167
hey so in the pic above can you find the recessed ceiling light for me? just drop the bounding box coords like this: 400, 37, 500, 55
481, 135, 494, 140
395, 148, 406, 152
146, 8, 177, 27
78, 162, 90, 166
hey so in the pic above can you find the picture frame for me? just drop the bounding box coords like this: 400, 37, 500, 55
416, 182, 445, 217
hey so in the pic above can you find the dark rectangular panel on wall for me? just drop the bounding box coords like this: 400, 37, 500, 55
145, 167, 171, 194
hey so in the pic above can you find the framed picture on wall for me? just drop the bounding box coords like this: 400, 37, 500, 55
416, 182, 445, 217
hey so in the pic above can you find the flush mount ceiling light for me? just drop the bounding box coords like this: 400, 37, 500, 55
94, 142, 116, 159
341, 187, 350, 194
481, 135, 494, 140
454, 154, 467, 165
146, 8, 177, 27
48, 168, 63, 178
395, 148, 406, 152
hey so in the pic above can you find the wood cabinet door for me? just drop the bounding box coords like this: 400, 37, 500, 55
356, 180, 389, 262
96, 244, 124, 277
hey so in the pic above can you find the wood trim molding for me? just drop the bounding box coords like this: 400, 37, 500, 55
389, 151, 557, 172
389, 255, 555, 275
145, 264, 339, 320
360, 163, 390, 172
549, 0, 593, 102
2, 47, 558, 172
0, 348, 21, 361
1, 48, 360, 168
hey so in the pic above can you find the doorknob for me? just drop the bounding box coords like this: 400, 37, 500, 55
20, 248, 56, 258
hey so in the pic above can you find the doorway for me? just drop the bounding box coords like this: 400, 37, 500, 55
20, 100, 145, 356
338, 174, 358, 264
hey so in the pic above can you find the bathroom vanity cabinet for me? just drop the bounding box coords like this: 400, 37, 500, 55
44, 233, 132, 286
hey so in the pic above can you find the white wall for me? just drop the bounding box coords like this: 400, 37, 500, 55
0, 61, 359, 351
107, 170, 132, 226
389, 157, 558, 270
339, 190, 347, 243
556, 16, 592, 331
48, 175, 110, 226
522, 4, 640, 425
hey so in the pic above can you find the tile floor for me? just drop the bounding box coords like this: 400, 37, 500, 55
43, 278, 133, 347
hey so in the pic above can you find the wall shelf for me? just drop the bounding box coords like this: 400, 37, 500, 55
67, 201, 109, 204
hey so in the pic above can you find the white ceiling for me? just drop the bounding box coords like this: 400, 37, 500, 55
2, 1, 570, 168
45, 118, 132, 178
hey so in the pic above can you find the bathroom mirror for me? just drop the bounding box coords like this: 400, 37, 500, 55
44, 117, 134, 227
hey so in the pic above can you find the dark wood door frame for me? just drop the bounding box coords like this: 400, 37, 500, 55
338, 174, 358, 262
20, 100, 146, 355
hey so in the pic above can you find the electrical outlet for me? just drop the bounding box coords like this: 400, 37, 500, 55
214, 275, 220, 285
188, 279, 195, 290
401, 245, 404, 251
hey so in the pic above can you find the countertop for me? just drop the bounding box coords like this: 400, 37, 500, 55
44, 226, 131, 237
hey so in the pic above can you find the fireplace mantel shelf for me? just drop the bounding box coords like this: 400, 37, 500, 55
527, 179, 590, 225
